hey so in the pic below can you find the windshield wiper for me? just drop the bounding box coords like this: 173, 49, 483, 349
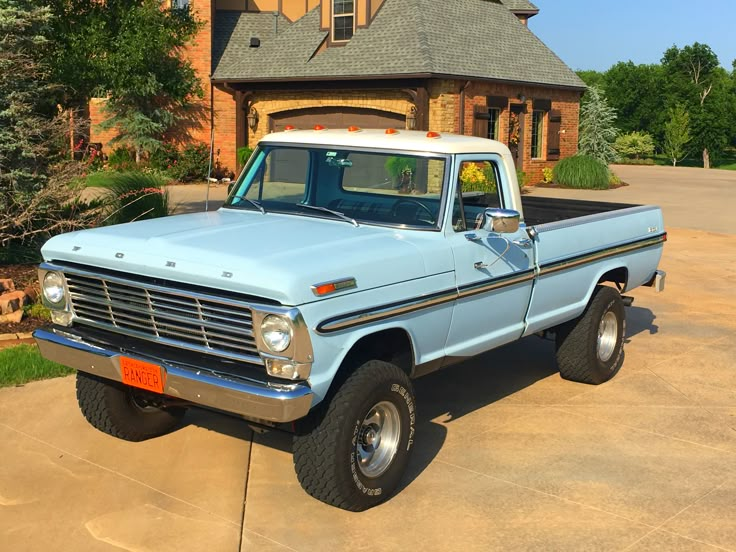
229, 196, 266, 214
298, 204, 359, 227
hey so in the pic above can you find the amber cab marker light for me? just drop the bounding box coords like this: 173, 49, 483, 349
426, 131, 441, 139
284, 125, 296, 131
385, 128, 399, 135
314, 124, 326, 131
348, 126, 361, 132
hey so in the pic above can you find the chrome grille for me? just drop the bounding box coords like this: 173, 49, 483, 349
65, 271, 261, 363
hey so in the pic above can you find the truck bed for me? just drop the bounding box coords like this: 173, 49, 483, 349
521, 196, 639, 227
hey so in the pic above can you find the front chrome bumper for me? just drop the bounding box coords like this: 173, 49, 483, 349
33, 328, 314, 423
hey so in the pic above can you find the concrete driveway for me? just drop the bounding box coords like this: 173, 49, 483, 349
2, 166, 735, 551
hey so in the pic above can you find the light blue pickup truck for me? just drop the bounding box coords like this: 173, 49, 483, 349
34, 129, 666, 511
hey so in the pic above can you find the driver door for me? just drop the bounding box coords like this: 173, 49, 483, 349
444, 156, 535, 358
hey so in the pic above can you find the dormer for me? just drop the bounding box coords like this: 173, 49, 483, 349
500, 0, 539, 26
320, 0, 386, 44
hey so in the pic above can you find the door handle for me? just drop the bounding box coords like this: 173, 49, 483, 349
465, 232, 482, 242
474, 261, 488, 270
513, 238, 533, 248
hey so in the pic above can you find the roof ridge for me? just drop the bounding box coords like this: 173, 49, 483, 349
413, 0, 435, 72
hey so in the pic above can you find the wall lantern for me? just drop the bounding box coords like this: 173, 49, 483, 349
247, 107, 259, 131
517, 94, 527, 103
406, 106, 417, 130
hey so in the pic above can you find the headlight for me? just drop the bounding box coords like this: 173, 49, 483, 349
42, 272, 66, 306
260, 315, 292, 353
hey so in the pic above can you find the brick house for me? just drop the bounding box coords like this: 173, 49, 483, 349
91, 0, 585, 183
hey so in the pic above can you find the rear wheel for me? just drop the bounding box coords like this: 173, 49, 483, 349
556, 286, 625, 385
293, 360, 416, 511
76, 372, 185, 441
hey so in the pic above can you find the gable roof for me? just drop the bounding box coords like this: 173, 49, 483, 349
212, 0, 584, 90
499, 0, 539, 14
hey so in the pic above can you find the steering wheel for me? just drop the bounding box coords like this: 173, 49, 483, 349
390, 198, 436, 225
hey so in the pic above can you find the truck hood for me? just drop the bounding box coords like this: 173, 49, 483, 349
41, 209, 434, 305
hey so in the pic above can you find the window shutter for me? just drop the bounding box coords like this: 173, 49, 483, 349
473, 105, 489, 138
547, 109, 562, 160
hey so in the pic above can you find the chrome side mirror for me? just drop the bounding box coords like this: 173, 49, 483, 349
483, 208, 520, 234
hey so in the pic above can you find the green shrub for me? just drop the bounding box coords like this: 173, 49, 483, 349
516, 168, 529, 191
102, 172, 170, 225
108, 147, 136, 171
552, 155, 610, 190
149, 143, 180, 172
384, 156, 418, 185
237, 146, 254, 167
167, 143, 210, 182
614, 157, 656, 165
614, 131, 655, 160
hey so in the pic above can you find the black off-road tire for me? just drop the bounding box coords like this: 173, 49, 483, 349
293, 360, 416, 511
555, 285, 626, 385
76, 371, 185, 442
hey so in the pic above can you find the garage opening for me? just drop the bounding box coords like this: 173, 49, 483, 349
269, 106, 406, 132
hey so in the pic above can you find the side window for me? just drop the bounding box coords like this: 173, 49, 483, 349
246, 148, 307, 203
453, 160, 502, 232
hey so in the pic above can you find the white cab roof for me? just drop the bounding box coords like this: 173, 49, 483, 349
259, 128, 511, 156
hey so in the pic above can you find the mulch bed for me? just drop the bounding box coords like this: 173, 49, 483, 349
1, 264, 46, 334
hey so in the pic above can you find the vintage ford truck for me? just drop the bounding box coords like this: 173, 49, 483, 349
34, 129, 666, 511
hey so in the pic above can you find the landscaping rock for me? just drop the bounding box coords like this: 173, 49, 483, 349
0, 290, 28, 314
0, 278, 15, 292
0, 309, 23, 324
23, 286, 39, 303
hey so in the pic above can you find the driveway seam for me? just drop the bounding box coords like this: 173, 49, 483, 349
0, 421, 239, 528
619, 479, 732, 552
549, 407, 736, 456
238, 430, 254, 552
436, 458, 655, 530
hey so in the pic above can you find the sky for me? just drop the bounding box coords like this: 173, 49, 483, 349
530, 0, 736, 72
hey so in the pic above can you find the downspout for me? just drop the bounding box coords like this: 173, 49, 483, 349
458, 80, 471, 135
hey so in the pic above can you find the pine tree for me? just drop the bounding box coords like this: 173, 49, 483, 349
0, 0, 56, 199
578, 86, 619, 165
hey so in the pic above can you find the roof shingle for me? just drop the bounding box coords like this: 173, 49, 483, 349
212, 0, 584, 90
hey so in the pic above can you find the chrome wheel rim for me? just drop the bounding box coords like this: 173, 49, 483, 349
597, 311, 618, 362
356, 401, 401, 478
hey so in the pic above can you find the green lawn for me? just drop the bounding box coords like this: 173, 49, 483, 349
0, 344, 73, 387
82, 170, 117, 188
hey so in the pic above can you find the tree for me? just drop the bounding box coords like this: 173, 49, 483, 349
662, 105, 691, 166
46, 0, 203, 162
0, 0, 102, 253
603, 62, 666, 138
614, 132, 655, 160
0, 0, 56, 197
662, 43, 726, 168
578, 86, 619, 165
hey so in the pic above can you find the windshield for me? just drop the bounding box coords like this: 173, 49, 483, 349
224, 145, 448, 229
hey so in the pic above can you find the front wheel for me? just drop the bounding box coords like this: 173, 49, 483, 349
76, 371, 186, 441
293, 360, 416, 511
555, 285, 626, 385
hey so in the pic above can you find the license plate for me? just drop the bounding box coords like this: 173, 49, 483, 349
120, 356, 165, 394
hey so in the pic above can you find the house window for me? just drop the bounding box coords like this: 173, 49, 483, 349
531, 110, 544, 159
332, 0, 354, 42
487, 108, 500, 141
171, 0, 189, 8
